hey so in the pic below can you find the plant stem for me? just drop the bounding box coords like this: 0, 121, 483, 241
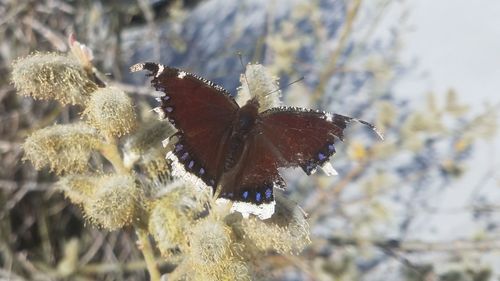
98, 135, 129, 174
79, 260, 174, 275
136, 229, 161, 281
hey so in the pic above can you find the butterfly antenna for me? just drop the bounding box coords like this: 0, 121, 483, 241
264, 76, 305, 97
236, 52, 251, 92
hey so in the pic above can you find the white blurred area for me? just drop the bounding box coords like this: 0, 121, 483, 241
398, 0, 500, 108
393, 0, 500, 248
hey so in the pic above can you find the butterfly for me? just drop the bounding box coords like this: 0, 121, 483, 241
131, 62, 382, 219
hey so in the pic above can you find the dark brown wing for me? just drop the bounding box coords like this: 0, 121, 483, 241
131, 62, 239, 187
218, 106, 379, 205
258, 107, 369, 175
219, 133, 285, 204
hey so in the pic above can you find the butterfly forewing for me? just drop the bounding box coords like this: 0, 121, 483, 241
259, 107, 353, 174
135, 63, 239, 186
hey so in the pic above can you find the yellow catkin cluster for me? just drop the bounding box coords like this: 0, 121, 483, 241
190, 259, 250, 281
149, 184, 311, 279
168, 216, 249, 281
237, 64, 281, 111
190, 219, 232, 265
82, 174, 143, 230
148, 185, 212, 258
239, 195, 311, 255
149, 196, 191, 257
11, 52, 97, 105
83, 87, 137, 137
166, 194, 310, 279
172, 256, 250, 281
23, 123, 101, 174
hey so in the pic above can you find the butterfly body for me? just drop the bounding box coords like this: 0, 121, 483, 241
224, 98, 259, 171
131, 62, 381, 219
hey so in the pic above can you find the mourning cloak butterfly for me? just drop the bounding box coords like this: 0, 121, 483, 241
131, 62, 382, 219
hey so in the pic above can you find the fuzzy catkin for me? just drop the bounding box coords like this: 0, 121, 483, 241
148, 185, 212, 257
149, 197, 191, 257
11, 52, 97, 105
83, 174, 143, 230
84, 87, 137, 137
171, 256, 250, 281
174, 217, 251, 281
23, 123, 101, 174
189, 219, 231, 265
123, 118, 175, 175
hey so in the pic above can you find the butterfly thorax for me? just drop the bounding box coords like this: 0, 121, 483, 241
223, 98, 259, 171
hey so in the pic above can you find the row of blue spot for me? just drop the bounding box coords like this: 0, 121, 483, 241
221, 187, 273, 203
303, 142, 336, 174
317, 142, 335, 162
174, 142, 212, 186
160, 95, 173, 113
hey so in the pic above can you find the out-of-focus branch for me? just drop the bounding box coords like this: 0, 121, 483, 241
22, 17, 67, 51
108, 81, 158, 96
311, 0, 362, 103
326, 236, 500, 253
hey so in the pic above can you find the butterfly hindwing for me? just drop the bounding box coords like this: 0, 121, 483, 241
219, 132, 285, 204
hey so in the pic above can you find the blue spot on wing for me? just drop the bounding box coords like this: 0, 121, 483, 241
265, 188, 272, 200
175, 144, 183, 152
256, 192, 262, 202
304, 162, 316, 174
328, 143, 335, 152
180, 152, 189, 160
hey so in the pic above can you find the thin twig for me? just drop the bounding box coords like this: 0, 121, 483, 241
311, 0, 362, 103
108, 81, 158, 96
326, 236, 500, 253
21, 17, 67, 51
136, 229, 161, 281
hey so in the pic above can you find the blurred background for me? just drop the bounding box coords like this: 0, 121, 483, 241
1, 0, 499, 280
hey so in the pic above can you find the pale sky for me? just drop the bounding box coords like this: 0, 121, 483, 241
398, 0, 500, 107
393, 0, 500, 241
